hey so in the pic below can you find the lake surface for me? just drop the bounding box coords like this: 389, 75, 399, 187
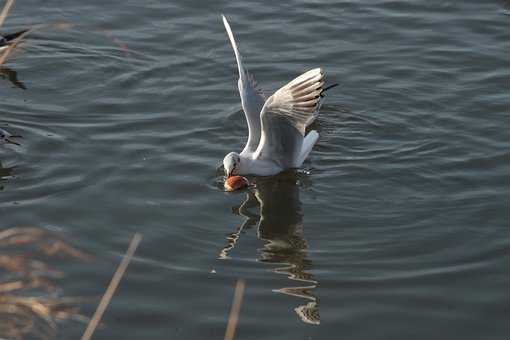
1, 0, 510, 339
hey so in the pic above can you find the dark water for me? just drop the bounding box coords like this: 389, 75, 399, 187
1, 0, 510, 339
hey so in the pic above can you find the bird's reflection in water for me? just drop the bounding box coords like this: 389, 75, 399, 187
0, 160, 14, 191
220, 171, 320, 325
0, 66, 26, 89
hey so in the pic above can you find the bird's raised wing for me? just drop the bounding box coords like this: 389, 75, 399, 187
222, 15, 265, 155
254, 68, 324, 168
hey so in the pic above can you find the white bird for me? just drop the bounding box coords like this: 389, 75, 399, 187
221, 15, 336, 177
0, 128, 21, 145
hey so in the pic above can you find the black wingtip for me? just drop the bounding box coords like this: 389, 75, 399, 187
3, 29, 29, 42
320, 83, 339, 98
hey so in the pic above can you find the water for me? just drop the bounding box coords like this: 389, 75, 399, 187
1, 0, 510, 338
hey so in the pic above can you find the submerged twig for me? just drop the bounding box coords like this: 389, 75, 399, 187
81, 233, 142, 340
224, 279, 246, 340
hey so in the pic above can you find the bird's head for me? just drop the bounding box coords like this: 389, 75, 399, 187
223, 152, 241, 178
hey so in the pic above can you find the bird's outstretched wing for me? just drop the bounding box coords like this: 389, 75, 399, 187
0, 29, 29, 50
254, 68, 324, 168
222, 15, 265, 155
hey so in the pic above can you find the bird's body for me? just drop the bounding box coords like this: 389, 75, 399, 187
221, 15, 334, 177
235, 156, 282, 177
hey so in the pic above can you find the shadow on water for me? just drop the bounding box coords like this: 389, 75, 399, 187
0, 66, 26, 90
0, 160, 14, 177
0, 160, 14, 191
500, 0, 510, 9
219, 171, 320, 325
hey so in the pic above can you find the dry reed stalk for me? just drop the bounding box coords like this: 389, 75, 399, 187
224, 279, 246, 340
81, 233, 142, 340
0, 0, 14, 28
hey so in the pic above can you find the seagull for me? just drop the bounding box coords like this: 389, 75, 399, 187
0, 29, 27, 52
221, 15, 337, 177
0, 128, 21, 146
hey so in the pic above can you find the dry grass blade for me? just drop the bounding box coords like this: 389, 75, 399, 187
0, 281, 24, 293
0, 296, 55, 328
224, 279, 246, 340
0, 226, 46, 244
0, 0, 14, 28
81, 233, 142, 340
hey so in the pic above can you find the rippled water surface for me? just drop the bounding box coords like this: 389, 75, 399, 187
1, 0, 510, 339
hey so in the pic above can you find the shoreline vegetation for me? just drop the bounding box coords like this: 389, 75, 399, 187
0, 226, 93, 339
0, 226, 144, 340
0, 227, 246, 340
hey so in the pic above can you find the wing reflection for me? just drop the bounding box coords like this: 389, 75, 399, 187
0, 66, 26, 89
220, 172, 320, 325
